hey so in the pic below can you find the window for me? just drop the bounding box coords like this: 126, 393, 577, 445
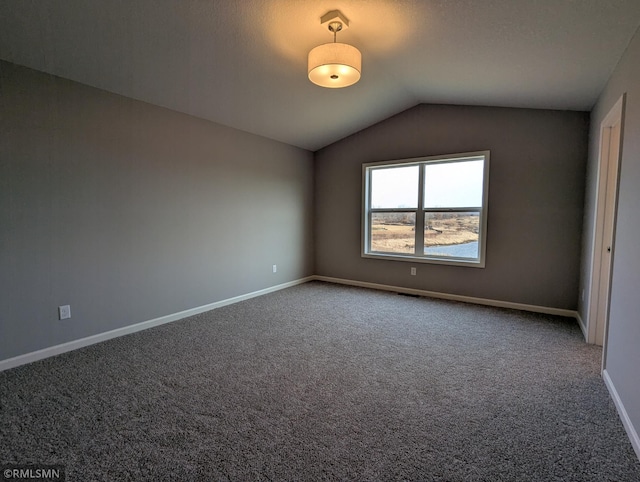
362, 151, 490, 267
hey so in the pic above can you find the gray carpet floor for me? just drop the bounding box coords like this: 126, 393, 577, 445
1, 281, 639, 481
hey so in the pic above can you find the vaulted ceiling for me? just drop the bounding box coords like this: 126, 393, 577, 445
1, 1, 640, 151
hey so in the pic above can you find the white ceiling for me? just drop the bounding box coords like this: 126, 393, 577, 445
1, 1, 640, 151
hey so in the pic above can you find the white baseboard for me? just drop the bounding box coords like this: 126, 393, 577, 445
0, 275, 581, 372
313, 275, 579, 319
603, 369, 640, 461
0, 277, 314, 372
575, 312, 587, 340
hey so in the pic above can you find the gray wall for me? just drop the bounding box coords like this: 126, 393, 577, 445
0, 61, 314, 361
315, 104, 589, 310
580, 27, 640, 444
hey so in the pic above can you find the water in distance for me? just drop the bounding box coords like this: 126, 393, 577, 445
424, 241, 478, 258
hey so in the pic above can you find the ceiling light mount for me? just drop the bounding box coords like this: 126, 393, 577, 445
328, 21, 343, 37
321, 10, 350, 30
308, 10, 361, 88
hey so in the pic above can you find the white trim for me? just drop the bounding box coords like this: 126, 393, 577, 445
603, 369, 640, 461
361, 151, 490, 269
0, 275, 582, 372
361, 252, 485, 268
575, 312, 587, 340
586, 94, 625, 345
0, 277, 313, 372
314, 276, 578, 319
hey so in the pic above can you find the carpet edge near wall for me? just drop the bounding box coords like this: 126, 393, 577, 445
0, 277, 314, 372
2, 277, 639, 471
603, 369, 640, 460
0, 275, 580, 372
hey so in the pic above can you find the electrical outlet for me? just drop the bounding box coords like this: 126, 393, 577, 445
58, 305, 71, 320
272, 264, 277, 273
410, 267, 417, 276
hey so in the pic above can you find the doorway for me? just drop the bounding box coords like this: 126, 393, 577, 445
587, 95, 624, 358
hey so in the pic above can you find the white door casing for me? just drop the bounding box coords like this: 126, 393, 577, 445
587, 95, 624, 357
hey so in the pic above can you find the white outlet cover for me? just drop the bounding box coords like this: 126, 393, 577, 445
58, 305, 71, 320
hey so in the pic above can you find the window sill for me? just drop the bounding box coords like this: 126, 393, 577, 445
362, 252, 486, 268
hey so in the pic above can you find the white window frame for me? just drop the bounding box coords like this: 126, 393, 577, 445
362, 151, 490, 268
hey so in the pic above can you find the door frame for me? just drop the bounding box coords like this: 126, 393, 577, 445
586, 94, 625, 362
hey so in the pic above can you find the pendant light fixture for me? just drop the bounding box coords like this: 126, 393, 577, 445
308, 10, 362, 88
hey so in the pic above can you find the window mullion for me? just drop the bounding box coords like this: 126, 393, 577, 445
423, 207, 481, 213
370, 208, 422, 213
415, 163, 425, 255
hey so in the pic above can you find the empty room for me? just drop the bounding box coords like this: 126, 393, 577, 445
1, 1, 640, 480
